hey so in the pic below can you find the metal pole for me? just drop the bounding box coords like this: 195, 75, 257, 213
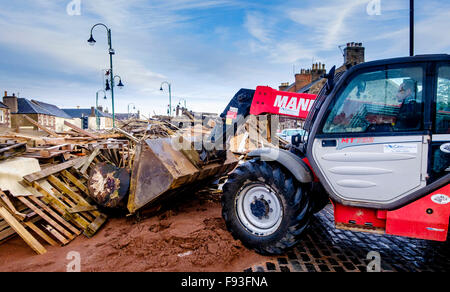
169, 83, 172, 118
108, 29, 115, 128
410, 0, 414, 57
96, 92, 100, 130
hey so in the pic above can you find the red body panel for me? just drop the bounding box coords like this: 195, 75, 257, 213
250, 86, 317, 119
333, 184, 450, 241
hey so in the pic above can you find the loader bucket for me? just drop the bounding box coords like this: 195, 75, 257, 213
127, 137, 238, 214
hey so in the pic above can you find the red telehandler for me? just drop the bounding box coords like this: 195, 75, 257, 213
218, 54, 450, 254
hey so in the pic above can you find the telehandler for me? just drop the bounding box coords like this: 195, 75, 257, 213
220, 54, 450, 254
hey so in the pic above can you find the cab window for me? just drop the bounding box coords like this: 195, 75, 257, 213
436, 66, 450, 134
322, 67, 424, 134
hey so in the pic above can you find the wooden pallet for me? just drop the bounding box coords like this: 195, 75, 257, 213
23, 159, 107, 238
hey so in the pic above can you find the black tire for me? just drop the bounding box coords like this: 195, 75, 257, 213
310, 183, 330, 214
222, 159, 312, 255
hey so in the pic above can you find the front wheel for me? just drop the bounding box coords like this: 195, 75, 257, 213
222, 159, 312, 255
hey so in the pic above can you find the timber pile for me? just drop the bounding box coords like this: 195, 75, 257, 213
0, 119, 139, 254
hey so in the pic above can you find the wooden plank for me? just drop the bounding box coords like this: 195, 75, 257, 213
114, 128, 140, 143
46, 184, 95, 222
84, 214, 107, 238
0, 226, 16, 242
28, 196, 81, 236
22, 115, 59, 137
61, 170, 89, 195
64, 121, 99, 139
0, 143, 27, 161
68, 205, 97, 214
0, 191, 27, 220
0, 206, 47, 255
17, 196, 73, 243
30, 182, 90, 230
23, 157, 85, 183
23, 221, 58, 247
47, 175, 101, 218
80, 148, 100, 174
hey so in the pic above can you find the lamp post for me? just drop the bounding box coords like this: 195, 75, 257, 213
96, 90, 107, 130
128, 103, 136, 119
179, 98, 187, 109
160, 81, 172, 117
88, 23, 119, 128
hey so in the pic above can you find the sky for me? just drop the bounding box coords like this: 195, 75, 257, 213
0, 0, 449, 117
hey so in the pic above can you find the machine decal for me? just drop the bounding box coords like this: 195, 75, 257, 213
383, 143, 418, 154
336, 137, 375, 150
431, 194, 450, 205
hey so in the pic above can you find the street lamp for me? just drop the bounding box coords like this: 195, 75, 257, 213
128, 103, 136, 119
88, 23, 118, 128
160, 81, 172, 117
96, 89, 107, 130
178, 98, 187, 109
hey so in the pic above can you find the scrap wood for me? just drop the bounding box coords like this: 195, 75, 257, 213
0, 143, 27, 161
64, 121, 99, 139
22, 115, 59, 137
79, 147, 100, 174
0, 206, 47, 255
23, 157, 86, 184
113, 128, 140, 143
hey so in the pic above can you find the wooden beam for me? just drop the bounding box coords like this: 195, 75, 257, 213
28, 196, 81, 236
84, 214, 107, 238
23, 221, 58, 247
60, 170, 89, 195
80, 148, 100, 174
47, 175, 101, 218
17, 196, 73, 244
64, 121, 99, 139
0, 206, 47, 255
30, 181, 91, 230
22, 115, 59, 137
23, 157, 85, 183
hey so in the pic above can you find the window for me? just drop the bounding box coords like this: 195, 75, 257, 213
322, 67, 424, 134
436, 65, 450, 134
0, 110, 4, 123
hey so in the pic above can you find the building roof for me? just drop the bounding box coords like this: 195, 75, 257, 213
16, 98, 53, 115
63, 108, 112, 119
0, 101, 9, 109
31, 100, 72, 119
114, 113, 139, 121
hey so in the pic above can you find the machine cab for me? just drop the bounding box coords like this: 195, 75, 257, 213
307, 55, 450, 210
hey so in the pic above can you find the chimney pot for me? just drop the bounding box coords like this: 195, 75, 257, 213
4, 91, 6, 97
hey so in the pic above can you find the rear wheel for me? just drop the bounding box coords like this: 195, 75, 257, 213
222, 159, 312, 255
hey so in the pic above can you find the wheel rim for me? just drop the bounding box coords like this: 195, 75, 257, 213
236, 184, 283, 236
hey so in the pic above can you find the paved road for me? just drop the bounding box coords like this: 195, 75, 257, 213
246, 205, 450, 272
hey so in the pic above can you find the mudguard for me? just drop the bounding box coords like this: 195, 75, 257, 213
248, 148, 313, 183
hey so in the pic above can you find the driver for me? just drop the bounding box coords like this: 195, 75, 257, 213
393, 79, 422, 130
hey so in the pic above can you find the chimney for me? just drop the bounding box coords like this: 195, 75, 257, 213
311, 62, 326, 82
3, 91, 18, 113
98, 106, 103, 112
278, 82, 290, 91
90, 106, 96, 117
295, 70, 312, 92
344, 42, 365, 66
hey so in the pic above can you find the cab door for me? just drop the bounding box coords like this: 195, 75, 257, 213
431, 63, 450, 182
310, 64, 429, 207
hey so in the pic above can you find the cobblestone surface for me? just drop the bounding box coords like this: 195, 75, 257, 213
246, 205, 450, 272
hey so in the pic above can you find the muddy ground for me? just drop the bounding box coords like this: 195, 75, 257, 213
0, 191, 269, 272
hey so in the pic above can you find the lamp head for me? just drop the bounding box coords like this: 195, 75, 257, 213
87, 34, 96, 46
105, 79, 111, 91
117, 79, 124, 88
